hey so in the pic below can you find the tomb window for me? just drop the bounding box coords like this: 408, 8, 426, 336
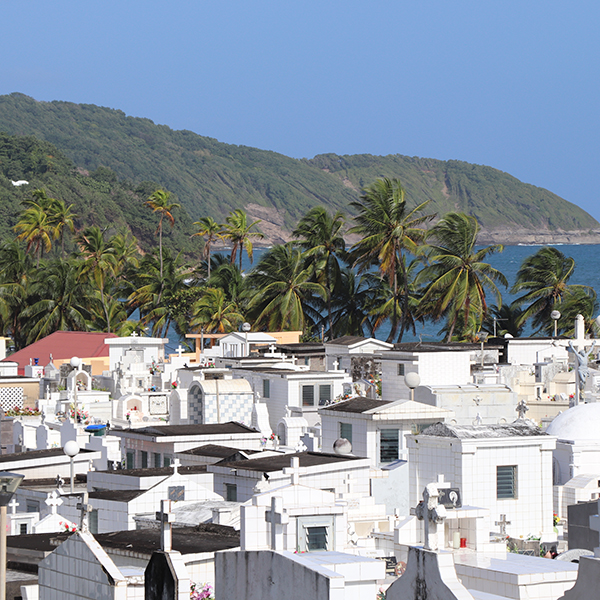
397, 364, 405, 376
141, 451, 148, 469
339, 422, 353, 445
126, 451, 135, 470
263, 379, 270, 399
26, 501, 39, 513
497, 465, 517, 499
302, 385, 315, 406
20, 523, 28, 534
319, 385, 331, 405
163, 456, 172, 467
380, 429, 399, 463
89, 509, 99, 534
297, 516, 334, 552
154, 453, 162, 468
225, 483, 237, 502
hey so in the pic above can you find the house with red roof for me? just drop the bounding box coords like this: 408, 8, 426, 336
4, 331, 119, 376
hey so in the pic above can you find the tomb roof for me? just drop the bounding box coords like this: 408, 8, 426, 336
390, 341, 502, 353
179, 444, 260, 458
546, 402, 600, 442
94, 464, 208, 477
420, 422, 545, 439
89, 489, 146, 502
215, 450, 363, 473
0, 447, 95, 464
327, 336, 371, 346
321, 397, 392, 413
118, 422, 258, 437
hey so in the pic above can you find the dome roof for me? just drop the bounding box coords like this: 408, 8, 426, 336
546, 403, 600, 442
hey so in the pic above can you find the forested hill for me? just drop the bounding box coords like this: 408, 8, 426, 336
0, 132, 200, 254
0, 92, 597, 243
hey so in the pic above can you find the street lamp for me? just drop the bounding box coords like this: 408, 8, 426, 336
478, 332, 489, 368
64, 440, 80, 493
551, 310, 561, 338
242, 322, 251, 357
405, 372, 420, 402
0, 471, 24, 600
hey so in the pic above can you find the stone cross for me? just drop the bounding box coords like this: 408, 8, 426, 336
268, 344, 277, 354
414, 482, 447, 551
45, 490, 62, 515
265, 496, 289, 550
8, 498, 19, 514
332, 359, 340, 371
172, 458, 181, 475
495, 514, 511, 537
131, 331, 139, 337
515, 399, 529, 420
76, 492, 93, 531
156, 499, 175, 552
176, 345, 184, 358
283, 456, 301, 485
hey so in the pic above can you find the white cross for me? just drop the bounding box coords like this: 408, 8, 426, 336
268, 344, 277, 354
45, 490, 63, 515
172, 458, 181, 475
414, 482, 447, 551
8, 498, 19, 514
495, 514, 511, 537
265, 496, 289, 551
131, 331, 139, 337
156, 499, 175, 552
176, 345, 184, 357
332, 359, 340, 371
76, 492, 93, 531
283, 456, 301, 485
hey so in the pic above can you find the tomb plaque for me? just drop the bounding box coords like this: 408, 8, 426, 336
150, 395, 168, 415
438, 488, 462, 509
168, 486, 185, 502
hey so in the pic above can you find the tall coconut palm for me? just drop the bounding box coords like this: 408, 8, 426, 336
417, 212, 507, 341
48, 198, 77, 259
246, 243, 325, 331
145, 189, 180, 279
511, 246, 593, 333
328, 268, 374, 338
348, 178, 434, 342
77, 226, 118, 334
191, 287, 244, 333
14, 205, 53, 266
223, 209, 264, 270
292, 207, 346, 338
192, 216, 223, 278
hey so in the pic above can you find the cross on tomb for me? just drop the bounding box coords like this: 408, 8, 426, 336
268, 344, 277, 354
265, 496, 289, 551
45, 490, 63, 515
156, 499, 175, 552
332, 359, 340, 371
76, 492, 93, 531
8, 498, 19, 515
131, 331, 139, 337
172, 458, 181, 475
283, 456, 301, 485
414, 482, 447, 551
495, 514, 511, 537
176, 345, 184, 358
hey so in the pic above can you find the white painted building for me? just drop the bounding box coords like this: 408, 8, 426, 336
407, 422, 556, 541
324, 336, 393, 375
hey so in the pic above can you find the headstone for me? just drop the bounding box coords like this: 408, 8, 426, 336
45, 490, 62, 515
265, 496, 288, 551
156, 499, 175, 552
414, 482, 447, 551
495, 514, 511, 537
76, 493, 93, 531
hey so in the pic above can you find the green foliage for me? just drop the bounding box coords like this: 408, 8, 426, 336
0, 93, 594, 234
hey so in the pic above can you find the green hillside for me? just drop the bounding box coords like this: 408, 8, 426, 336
0, 92, 597, 237
0, 131, 200, 254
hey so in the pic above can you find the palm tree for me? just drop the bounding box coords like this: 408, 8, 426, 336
191, 287, 244, 333
511, 246, 593, 333
48, 198, 77, 259
292, 207, 346, 338
246, 243, 325, 331
328, 268, 374, 338
348, 178, 434, 341
417, 212, 507, 341
145, 189, 180, 279
223, 209, 264, 270
22, 260, 92, 343
14, 205, 53, 266
76, 226, 118, 333
482, 303, 525, 338
192, 216, 223, 279
552, 287, 599, 337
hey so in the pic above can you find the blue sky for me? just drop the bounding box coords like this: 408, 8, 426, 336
3, 1, 600, 220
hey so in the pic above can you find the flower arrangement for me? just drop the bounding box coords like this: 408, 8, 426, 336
553, 513, 560, 527
4, 406, 41, 417
269, 433, 278, 441
149, 360, 159, 375
60, 521, 77, 533
69, 406, 90, 425
377, 588, 387, 600
171, 381, 178, 389
190, 582, 214, 600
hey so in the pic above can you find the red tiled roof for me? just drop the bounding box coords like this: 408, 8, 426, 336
4, 331, 119, 370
